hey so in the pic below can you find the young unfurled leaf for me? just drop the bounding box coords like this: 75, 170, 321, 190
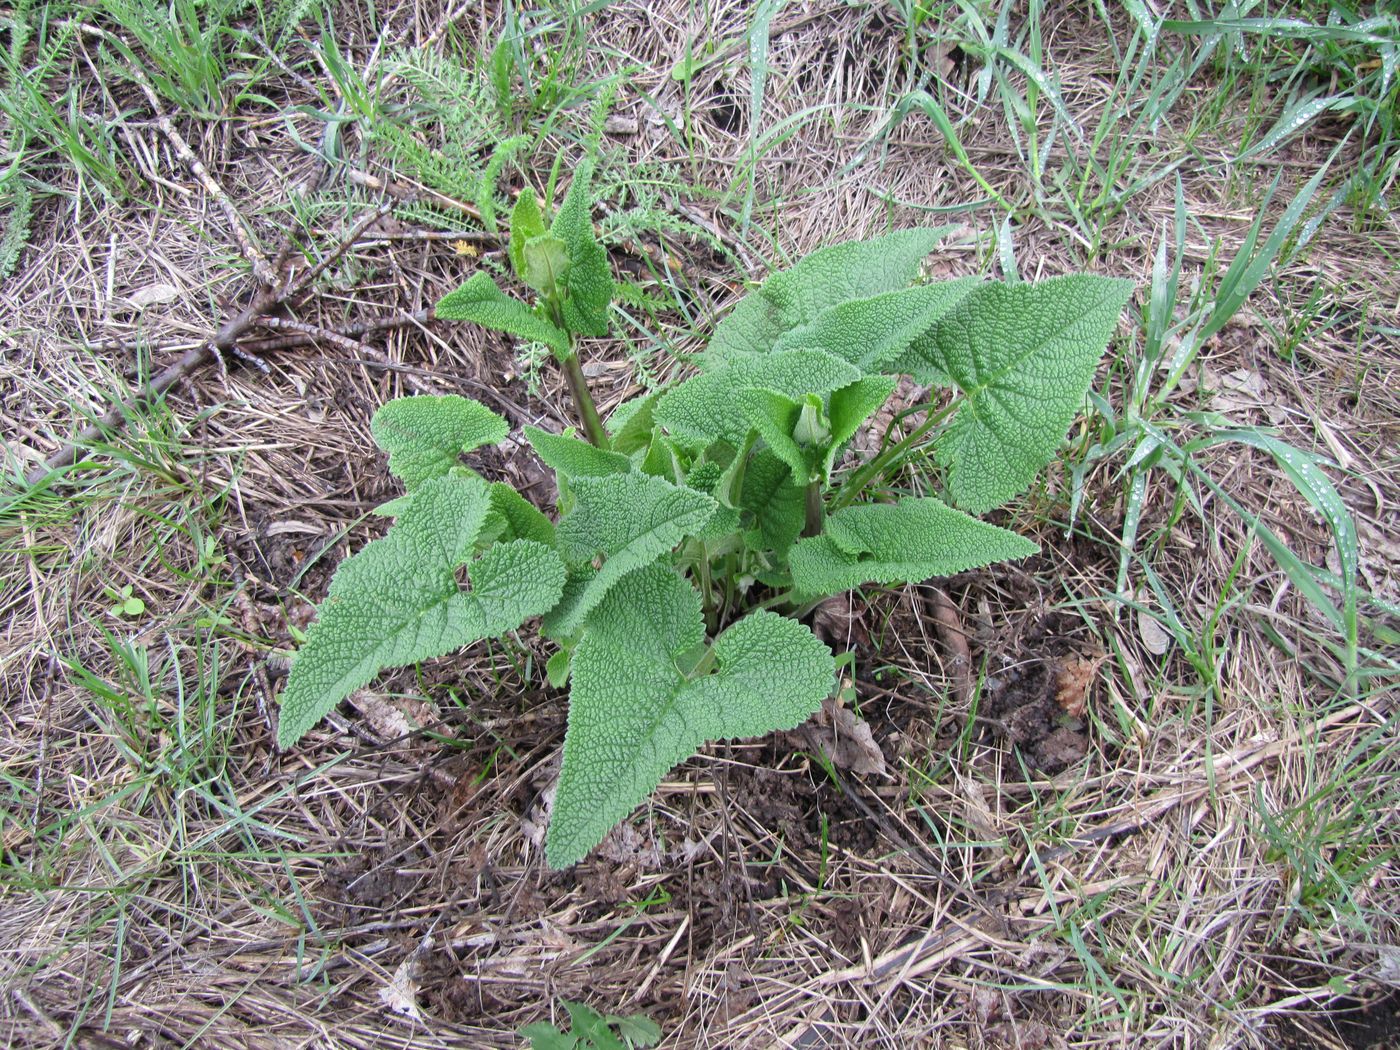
435, 271, 571, 356
508, 186, 548, 280
525, 425, 633, 479
483, 481, 556, 546
276, 473, 566, 748
370, 395, 509, 490
544, 473, 717, 636
551, 158, 612, 338
896, 276, 1134, 513
547, 563, 835, 868
789, 496, 1038, 598
521, 234, 572, 299
654, 349, 860, 446
708, 226, 958, 360
773, 278, 981, 372
825, 375, 898, 475
739, 388, 813, 482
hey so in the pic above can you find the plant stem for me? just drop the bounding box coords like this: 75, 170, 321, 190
561, 352, 609, 448
803, 480, 824, 538
831, 402, 955, 511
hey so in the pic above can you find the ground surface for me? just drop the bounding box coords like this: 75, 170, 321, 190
1, 2, 1398, 1048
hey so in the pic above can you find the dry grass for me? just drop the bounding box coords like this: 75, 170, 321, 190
2, 2, 1397, 1048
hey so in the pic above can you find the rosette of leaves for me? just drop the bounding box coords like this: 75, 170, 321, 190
278, 218, 1133, 870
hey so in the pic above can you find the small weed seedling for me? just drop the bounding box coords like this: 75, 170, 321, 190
519, 999, 661, 1050
275, 160, 1132, 868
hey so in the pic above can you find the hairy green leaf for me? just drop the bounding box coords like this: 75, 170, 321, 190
544, 473, 717, 636
654, 349, 860, 446
739, 388, 812, 482
789, 497, 1038, 598
899, 276, 1135, 512
507, 186, 548, 280
526, 426, 633, 478
369, 395, 508, 489
548, 563, 834, 867
436, 271, 570, 355
738, 449, 806, 558
521, 233, 572, 298
278, 474, 566, 748
551, 158, 612, 338
483, 482, 556, 546
824, 375, 899, 479
605, 388, 665, 455
774, 279, 981, 371
709, 227, 957, 360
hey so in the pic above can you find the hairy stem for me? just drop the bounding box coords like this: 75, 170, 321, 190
561, 352, 609, 448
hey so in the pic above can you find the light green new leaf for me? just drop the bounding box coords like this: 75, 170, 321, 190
483, 482, 556, 546
739, 388, 812, 482
774, 278, 981, 372
824, 375, 898, 478
436, 272, 571, 356
789, 497, 1038, 598
520, 234, 571, 298
508, 186, 548, 280
551, 158, 612, 338
606, 388, 665, 455
370, 395, 508, 490
525, 425, 633, 478
547, 563, 834, 867
709, 227, 958, 360
898, 276, 1134, 513
655, 349, 860, 446
544, 473, 717, 636
277, 474, 566, 748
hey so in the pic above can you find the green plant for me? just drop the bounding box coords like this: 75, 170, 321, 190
519, 999, 661, 1050
275, 164, 1133, 868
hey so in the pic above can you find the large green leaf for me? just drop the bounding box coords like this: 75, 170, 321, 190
789, 496, 1038, 598
654, 349, 860, 446
544, 473, 717, 636
551, 158, 612, 338
708, 226, 957, 360
773, 278, 981, 371
525, 425, 633, 479
738, 449, 806, 559
435, 272, 571, 356
547, 563, 834, 867
277, 473, 566, 748
896, 276, 1134, 512
369, 395, 508, 490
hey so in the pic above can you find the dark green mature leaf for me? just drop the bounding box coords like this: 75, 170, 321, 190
738, 449, 805, 558
277, 474, 566, 748
898, 276, 1135, 513
370, 395, 508, 490
525, 426, 633, 478
789, 497, 1038, 598
654, 349, 860, 446
774, 278, 981, 371
544, 473, 717, 636
709, 226, 958, 360
436, 272, 570, 355
547, 563, 834, 867
552, 158, 612, 338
